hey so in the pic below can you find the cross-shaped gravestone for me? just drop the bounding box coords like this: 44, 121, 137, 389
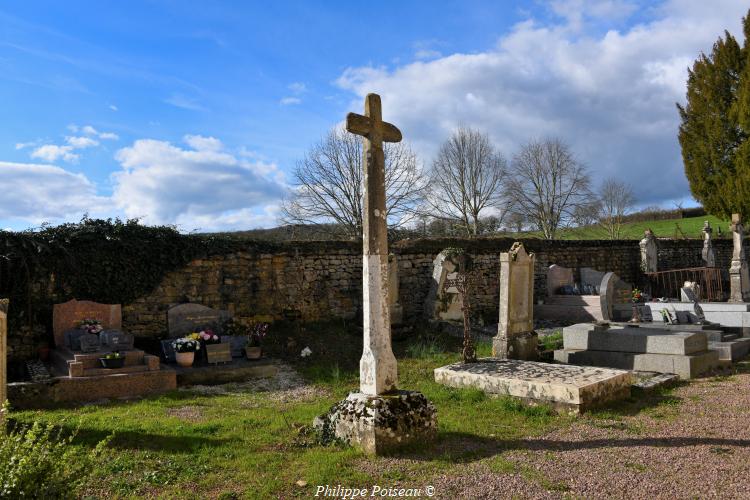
346, 93, 401, 395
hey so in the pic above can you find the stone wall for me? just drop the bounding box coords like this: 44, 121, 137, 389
5, 236, 745, 362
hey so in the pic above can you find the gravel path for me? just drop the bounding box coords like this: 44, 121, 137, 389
429, 367, 750, 499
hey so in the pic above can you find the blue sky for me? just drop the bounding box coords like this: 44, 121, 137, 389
0, 1, 748, 231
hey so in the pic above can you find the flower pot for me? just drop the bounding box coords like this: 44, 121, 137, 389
245, 346, 262, 360
100, 357, 126, 369
175, 351, 195, 367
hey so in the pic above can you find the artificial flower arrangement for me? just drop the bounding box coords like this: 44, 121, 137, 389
103, 351, 123, 359
631, 288, 643, 303
172, 336, 201, 353
78, 318, 103, 335
198, 329, 220, 344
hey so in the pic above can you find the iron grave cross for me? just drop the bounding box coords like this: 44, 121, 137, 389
346, 93, 402, 395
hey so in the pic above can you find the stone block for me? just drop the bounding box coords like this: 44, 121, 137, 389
554, 349, 719, 379
145, 355, 160, 371
708, 338, 750, 362
314, 391, 436, 455
562, 324, 707, 355
434, 359, 631, 412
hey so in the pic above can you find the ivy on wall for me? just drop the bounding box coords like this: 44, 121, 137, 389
0, 218, 272, 332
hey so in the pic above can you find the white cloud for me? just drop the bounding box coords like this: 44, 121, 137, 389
66, 136, 99, 148
279, 96, 302, 105
24, 125, 118, 164
183, 134, 223, 152
109, 104, 118, 111
0, 161, 106, 223
164, 94, 207, 111
30, 144, 79, 163
288, 82, 307, 94
336, 0, 749, 206
112, 136, 287, 231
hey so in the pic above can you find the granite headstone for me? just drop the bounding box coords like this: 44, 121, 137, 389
167, 303, 231, 338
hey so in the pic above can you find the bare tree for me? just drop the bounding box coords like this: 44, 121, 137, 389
598, 178, 636, 239
506, 138, 591, 239
572, 200, 602, 227
281, 127, 427, 238
427, 127, 507, 237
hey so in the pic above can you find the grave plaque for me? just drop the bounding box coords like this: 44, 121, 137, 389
79, 334, 101, 353
160, 340, 176, 363
100, 330, 135, 351
167, 303, 231, 338
680, 286, 698, 303
52, 299, 121, 347
63, 329, 87, 351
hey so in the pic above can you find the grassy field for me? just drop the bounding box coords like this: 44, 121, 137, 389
517, 215, 730, 240
6, 322, 687, 498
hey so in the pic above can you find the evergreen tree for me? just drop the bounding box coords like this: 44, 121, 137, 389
678, 11, 748, 218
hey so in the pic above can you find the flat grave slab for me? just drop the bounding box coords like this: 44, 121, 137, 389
434, 358, 631, 413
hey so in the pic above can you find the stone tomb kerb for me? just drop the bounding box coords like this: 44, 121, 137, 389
314, 93, 436, 455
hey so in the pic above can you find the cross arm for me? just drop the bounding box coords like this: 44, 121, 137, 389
346, 113, 403, 143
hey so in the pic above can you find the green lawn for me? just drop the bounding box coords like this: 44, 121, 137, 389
515, 215, 729, 240
7, 324, 570, 499
7, 322, 692, 498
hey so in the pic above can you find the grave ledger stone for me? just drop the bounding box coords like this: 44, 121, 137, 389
493, 242, 538, 360
314, 93, 436, 455
729, 214, 750, 302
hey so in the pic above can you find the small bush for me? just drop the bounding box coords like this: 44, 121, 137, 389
0, 420, 109, 498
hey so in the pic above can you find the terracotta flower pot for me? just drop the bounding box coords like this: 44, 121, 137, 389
245, 346, 262, 360
175, 351, 195, 367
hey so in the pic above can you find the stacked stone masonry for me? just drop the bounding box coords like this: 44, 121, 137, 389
6, 237, 743, 362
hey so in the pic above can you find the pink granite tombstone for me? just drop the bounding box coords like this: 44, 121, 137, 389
52, 299, 122, 347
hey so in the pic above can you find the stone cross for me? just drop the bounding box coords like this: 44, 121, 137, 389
729, 214, 750, 302
0, 299, 7, 416
346, 93, 401, 395
702, 221, 716, 268
639, 229, 658, 273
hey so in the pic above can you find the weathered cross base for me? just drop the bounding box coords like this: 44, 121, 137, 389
314, 390, 437, 455
492, 331, 539, 361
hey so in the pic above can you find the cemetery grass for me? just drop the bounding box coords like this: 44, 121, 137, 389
6, 322, 688, 499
